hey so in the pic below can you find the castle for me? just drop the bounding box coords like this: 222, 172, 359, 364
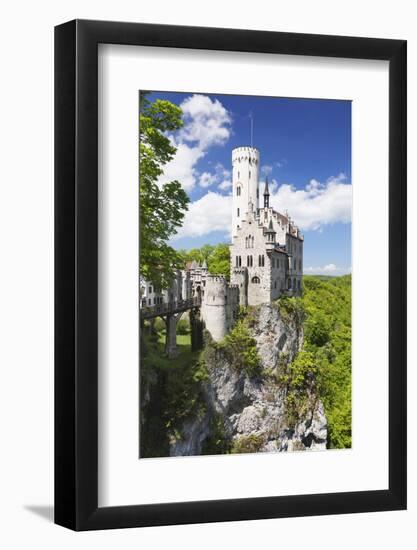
141, 146, 303, 344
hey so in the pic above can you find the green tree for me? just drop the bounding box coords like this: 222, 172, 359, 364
139, 94, 189, 289
208, 243, 231, 279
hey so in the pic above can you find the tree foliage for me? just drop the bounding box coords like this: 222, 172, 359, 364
139, 93, 190, 289
302, 275, 352, 448
179, 243, 231, 280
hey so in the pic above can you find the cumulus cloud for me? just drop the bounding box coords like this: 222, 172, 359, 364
218, 179, 232, 191
199, 171, 217, 188
171, 192, 232, 240
270, 174, 352, 231
196, 162, 232, 192
179, 95, 232, 149
158, 95, 232, 192
160, 143, 204, 192
304, 264, 351, 275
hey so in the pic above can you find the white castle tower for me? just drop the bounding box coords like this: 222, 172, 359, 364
231, 146, 260, 237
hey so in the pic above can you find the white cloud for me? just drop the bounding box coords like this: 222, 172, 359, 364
199, 171, 217, 188
157, 95, 232, 192
270, 174, 352, 231
304, 264, 351, 276
179, 95, 232, 149
171, 192, 232, 240
218, 179, 232, 191
160, 143, 204, 192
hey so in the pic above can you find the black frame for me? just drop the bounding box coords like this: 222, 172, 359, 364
55, 19, 407, 531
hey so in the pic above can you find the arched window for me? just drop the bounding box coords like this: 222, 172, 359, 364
252, 276, 260, 284
236, 186, 241, 196
247, 255, 253, 267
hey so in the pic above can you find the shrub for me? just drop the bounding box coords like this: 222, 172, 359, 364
231, 433, 265, 454
176, 318, 190, 335
218, 320, 261, 377
153, 317, 166, 333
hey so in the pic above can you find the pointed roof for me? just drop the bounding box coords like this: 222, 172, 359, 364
202, 259, 208, 269
266, 218, 276, 233
263, 176, 270, 196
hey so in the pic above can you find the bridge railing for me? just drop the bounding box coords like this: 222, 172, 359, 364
140, 296, 201, 319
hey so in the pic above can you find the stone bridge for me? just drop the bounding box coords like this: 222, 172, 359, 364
140, 297, 203, 358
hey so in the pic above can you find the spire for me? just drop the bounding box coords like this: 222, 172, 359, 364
263, 176, 270, 208
266, 217, 276, 243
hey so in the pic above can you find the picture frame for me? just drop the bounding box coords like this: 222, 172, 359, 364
55, 19, 407, 531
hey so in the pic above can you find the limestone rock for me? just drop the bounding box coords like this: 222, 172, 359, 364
169, 302, 327, 455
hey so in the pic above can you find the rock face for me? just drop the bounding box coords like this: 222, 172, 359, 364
169, 303, 327, 456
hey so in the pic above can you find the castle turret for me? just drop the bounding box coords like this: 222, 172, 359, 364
232, 146, 260, 237
201, 275, 228, 341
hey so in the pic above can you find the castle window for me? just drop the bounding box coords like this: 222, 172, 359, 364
247, 255, 253, 267
257, 189, 259, 198
148, 299, 151, 305
258, 255, 265, 267
238, 171, 240, 179
249, 170, 251, 178
236, 186, 241, 196
252, 276, 260, 284
236, 256, 239, 267
251, 236, 254, 248
237, 208, 240, 217
149, 286, 152, 293
274, 281, 277, 289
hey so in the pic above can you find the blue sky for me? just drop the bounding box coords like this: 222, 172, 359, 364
146, 91, 352, 275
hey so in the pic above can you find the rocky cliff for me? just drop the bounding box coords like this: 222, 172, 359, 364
169, 301, 327, 456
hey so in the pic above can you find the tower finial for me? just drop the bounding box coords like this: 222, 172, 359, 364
263, 176, 270, 208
